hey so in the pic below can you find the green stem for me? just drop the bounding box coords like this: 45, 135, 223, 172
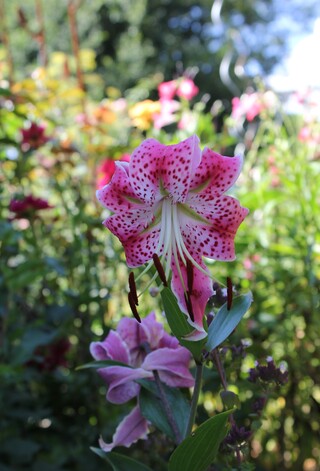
152, 369, 182, 445
185, 361, 203, 438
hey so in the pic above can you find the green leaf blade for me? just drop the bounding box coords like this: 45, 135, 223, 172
168, 409, 233, 471
206, 292, 253, 351
138, 380, 189, 441
90, 448, 153, 471
76, 359, 131, 370
160, 286, 206, 361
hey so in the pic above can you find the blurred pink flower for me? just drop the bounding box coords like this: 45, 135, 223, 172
9, 195, 52, 219
153, 99, 180, 129
158, 80, 177, 100
96, 154, 130, 189
232, 93, 264, 122
176, 78, 199, 101
178, 111, 196, 131
21, 122, 49, 151
90, 312, 193, 451
97, 135, 248, 339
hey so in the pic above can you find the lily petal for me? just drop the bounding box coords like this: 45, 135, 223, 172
99, 405, 149, 452
141, 347, 195, 388
182, 197, 249, 261
99, 366, 152, 404
90, 331, 130, 364
97, 161, 141, 212
188, 149, 243, 202
129, 135, 201, 204
171, 253, 213, 334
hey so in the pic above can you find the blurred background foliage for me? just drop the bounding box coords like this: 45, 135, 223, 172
0, 0, 320, 470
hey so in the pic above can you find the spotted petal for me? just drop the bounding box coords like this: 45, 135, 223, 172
130, 135, 201, 204
182, 197, 249, 261
97, 161, 141, 212
171, 253, 213, 337
188, 149, 243, 203
99, 405, 149, 452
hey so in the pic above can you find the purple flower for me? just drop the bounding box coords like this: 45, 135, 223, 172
222, 423, 252, 452
248, 357, 288, 386
90, 312, 194, 451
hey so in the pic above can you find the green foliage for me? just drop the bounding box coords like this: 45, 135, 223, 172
206, 292, 253, 351
160, 286, 205, 361
168, 409, 232, 471
91, 448, 153, 471
138, 379, 190, 441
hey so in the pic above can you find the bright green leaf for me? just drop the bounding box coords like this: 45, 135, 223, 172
168, 409, 233, 471
206, 292, 253, 351
160, 287, 205, 361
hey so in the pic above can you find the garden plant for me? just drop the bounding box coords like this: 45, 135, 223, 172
0, 2, 320, 471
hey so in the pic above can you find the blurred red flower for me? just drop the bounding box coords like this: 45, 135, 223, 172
21, 122, 50, 151
9, 195, 52, 219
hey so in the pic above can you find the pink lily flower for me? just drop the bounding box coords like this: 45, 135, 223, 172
97, 135, 248, 339
90, 312, 194, 451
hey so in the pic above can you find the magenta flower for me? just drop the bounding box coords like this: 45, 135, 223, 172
97, 135, 248, 339
90, 312, 194, 451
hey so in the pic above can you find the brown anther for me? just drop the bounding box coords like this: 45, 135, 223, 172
227, 276, 233, 311
186, 259, 194, 295
128, 272, 139, 305
152, 253, 168, 287
128, 292, 141, 323
184, 291, 195, 322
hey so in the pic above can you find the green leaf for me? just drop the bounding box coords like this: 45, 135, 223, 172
168, 409, 233, 471
161, 287, 192, 337
90, 448, 153, 471
0, 87, 11, 97
76, 359, 131, 370
138, 379, 189, 440
160, 287, 205, 361
206, 292, 253, 351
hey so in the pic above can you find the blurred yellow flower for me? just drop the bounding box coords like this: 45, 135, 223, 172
128, 100, 161, 130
